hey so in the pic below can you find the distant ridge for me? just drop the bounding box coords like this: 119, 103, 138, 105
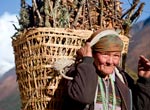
0, 67, 16, 83
126, 16, 150, 73
143, 16, 150, 27
0, 67, 21, 110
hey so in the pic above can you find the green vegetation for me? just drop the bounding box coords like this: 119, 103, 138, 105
125, 66, 138, 83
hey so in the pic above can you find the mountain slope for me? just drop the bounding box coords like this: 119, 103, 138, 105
0, 90, 21, 110
126, 17, 150, 73
0, 68, 21, 110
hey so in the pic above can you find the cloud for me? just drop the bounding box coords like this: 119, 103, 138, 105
0, 12, 19, 76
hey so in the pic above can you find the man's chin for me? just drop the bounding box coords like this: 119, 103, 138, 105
104, 67, 114, 73
97, 66, 114, 76
103, 69, 114, 75
99, 70, 113, 76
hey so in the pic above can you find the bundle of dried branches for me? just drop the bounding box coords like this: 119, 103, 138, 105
18, 0, 145, 35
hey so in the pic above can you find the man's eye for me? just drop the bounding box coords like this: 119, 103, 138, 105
102, 54, 109, 58
114, 54, 120, 57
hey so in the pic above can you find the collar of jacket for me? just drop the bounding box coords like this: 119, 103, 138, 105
115, 70, 132, 110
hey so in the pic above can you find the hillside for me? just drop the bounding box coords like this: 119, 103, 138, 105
126, 17, 150, 73
0, 68, 21, 110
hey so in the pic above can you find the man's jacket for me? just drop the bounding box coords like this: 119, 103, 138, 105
62, 57, 150, 110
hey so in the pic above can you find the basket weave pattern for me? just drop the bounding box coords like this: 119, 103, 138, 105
12, 27, 92, 110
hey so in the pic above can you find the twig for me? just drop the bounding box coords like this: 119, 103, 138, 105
86, 0, 92, 29
99, 0, 103, 27
32, 0, 43, 26
53, 0, 61, 27
130, 2, 145, 23
121, 0, 140, 19
71, 0, 86, 28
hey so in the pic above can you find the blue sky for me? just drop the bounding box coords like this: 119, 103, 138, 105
0, 0, 149, 76
0, 0, 31, 16
0, 0, 20, 16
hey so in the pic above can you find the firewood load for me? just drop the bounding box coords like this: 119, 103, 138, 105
18, 0, 124, 32
12, 0, 144, 110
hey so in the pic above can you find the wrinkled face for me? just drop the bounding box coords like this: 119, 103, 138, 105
93, 51, 121, 76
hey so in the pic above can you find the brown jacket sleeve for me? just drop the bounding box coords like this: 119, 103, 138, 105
132, 77, 150, 110
67, 57, 98, 104
123, 70, 150, 110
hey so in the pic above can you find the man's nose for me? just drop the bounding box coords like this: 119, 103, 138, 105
106, 56, 113, 64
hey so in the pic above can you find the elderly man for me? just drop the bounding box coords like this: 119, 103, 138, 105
62, 29, 150, 110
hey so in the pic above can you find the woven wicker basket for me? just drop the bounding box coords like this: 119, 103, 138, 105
12, 27, 93, 110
